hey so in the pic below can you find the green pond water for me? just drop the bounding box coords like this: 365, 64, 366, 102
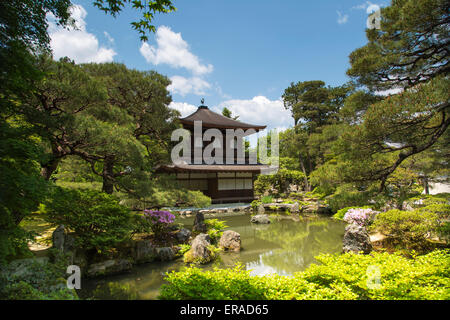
80, 214, 345, 300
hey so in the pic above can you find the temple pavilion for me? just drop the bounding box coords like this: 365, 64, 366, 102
156, 101, 269, 203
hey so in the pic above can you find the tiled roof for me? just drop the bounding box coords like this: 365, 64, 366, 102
179, 105, 266, 130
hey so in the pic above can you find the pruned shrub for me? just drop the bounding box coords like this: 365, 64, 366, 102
44, 187, 133, 253
369, 208, 440, 250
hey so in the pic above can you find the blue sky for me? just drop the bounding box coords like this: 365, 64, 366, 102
48, 0, 388, 132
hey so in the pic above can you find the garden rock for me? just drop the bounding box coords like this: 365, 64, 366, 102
52, 225, 66, 251
257, 204, 265, 214
185, 233, 213, 263
193, 212, 207, 232
219, 230, 241, 252
250, 214, 271, 224
302, 204, 318, 214
342, 224, 372, 254
156, 247, 176, 261
175, 228, 192, 243
52, 225, 76, 253
291, 202, 300, 213
133, 240, 157, 263
317, 205, 333, 215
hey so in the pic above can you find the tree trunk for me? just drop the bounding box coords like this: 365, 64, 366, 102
307, 151, 313, 176
41, 157, 60, 180
423, 176, 430, 195
102, 157, 115, 194
299, 155, 310, 192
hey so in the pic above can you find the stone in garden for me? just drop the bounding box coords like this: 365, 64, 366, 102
317, 205, 332, 215
302, 203, 318, 214
342, 224, 372, 254
52, 225, 66, 251
250, 214, 271, 224
175, 228, 191, 243
86, 259, 132, 277
219, 230, 241, 252
257, 204, 265, 214
193, 212, 207, 232
156, 247, 176, 261
133, 240, 157, 263
52, 224, 76, 262
291, 202, 300, 213
185, 233, 213, 264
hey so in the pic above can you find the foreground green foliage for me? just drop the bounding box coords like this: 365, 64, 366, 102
160, 250, 450, 300
0, 252, 78, 300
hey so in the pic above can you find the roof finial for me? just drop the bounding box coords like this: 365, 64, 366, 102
201, 98, 205, 105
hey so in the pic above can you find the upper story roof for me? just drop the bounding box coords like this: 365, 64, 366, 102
179, 104, 266, 131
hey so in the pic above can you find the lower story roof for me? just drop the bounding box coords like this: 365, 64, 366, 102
155, 163, 274, 174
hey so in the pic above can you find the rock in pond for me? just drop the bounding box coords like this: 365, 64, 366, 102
156, 247, 176, 261
257, 204, 265, 214
291, 202, 300, 213
302, 203, 318, 214
317, 205, 333, 215
184, 233, 214, 264
193, 212, 207, 233
133, 240, 157, 263
86, 259, 132, 278
250, 214, 271, 224
342, 224, 372, 254
219, 230, 241, 252
133, 241, 178, 263
175, 228, 192, 243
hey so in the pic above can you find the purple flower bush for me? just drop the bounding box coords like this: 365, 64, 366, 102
343, 208, 378, 227
144, 210, 175, 224
141, 210, 176, 238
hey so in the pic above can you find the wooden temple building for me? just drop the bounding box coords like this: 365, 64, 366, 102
156, 101, 269, 203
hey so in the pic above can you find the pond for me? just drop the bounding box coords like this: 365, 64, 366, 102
79, 213, 345, 300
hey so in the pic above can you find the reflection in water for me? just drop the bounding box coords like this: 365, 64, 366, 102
80, 214, 345, 300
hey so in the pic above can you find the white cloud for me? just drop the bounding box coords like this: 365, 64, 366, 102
48, 5, 116, 63
214, 84, 232, 99
168, 101, 198, 117
366, 4, 381, 14
214, 96, 293, 131
337, 11, 349, 24
104, 31, 115, 44
140, 26, 213, 75
168, 76, 211, 96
